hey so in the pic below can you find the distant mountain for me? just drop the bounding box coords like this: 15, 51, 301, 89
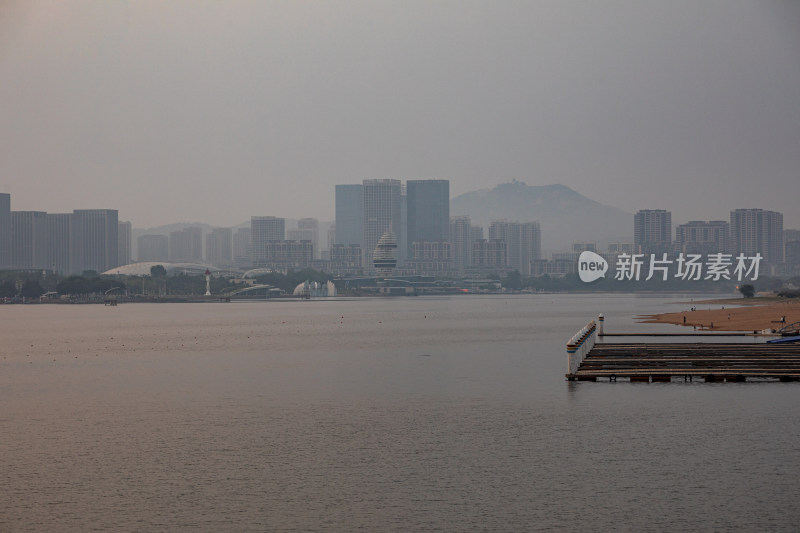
450, 181, 632, 251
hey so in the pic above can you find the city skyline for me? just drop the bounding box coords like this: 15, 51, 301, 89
3, 185, 797, 278
1, 2, 798, 228
5, 179, 797, 237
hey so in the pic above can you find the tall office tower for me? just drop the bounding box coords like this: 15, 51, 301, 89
489, 220, 541, 275
572, 243, 597, 253
255, 240, 313, 270
232, 227, 252, 267
0, 193, 10, 269
634, 209, 672, 254
450, 215, 472, 274
70, 209, 118, 274
399, 184, 407, 265
335, 184, 363, 246
407, 240, 452, 275
362, 179, 401, 271
169, 227, 203, 262
287, 218, 319, 259
406, 179, 449, 260
206, 227, 232, 265
608, 242, 635, 254
118, 221, 132, 267
329, 244, 362, 273
489, 220, 517, 268
675, 220, 730, 255
138, 234, 169, 262
472, 239, 507, 269
11, 211, 47, 269
251, 216, 285, 266
785, 230, 800, 266
518, 222, 542, 275
169, 229, 189, 262
46, 213, 72, 273
730, 209, 784, 264
187, 227, 203, 262
325, 224, 336, 259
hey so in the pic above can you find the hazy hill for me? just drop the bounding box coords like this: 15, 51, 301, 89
450, 181, 632, 252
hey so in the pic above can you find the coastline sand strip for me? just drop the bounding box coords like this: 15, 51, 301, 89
638, 301, 800, 332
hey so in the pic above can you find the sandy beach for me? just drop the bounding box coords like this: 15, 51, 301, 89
639, 299, 800, 332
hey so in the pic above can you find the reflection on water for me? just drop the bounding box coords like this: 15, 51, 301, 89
1, 295, 798, 531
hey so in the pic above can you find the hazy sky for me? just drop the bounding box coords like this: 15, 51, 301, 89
1, 1, 798, 229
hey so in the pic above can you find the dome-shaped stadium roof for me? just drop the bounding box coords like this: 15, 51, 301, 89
103, 262, 215, 276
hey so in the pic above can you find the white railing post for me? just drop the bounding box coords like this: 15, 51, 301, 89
566, 320, 597, 377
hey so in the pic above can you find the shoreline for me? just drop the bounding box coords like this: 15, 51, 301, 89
639, 299, 800, 332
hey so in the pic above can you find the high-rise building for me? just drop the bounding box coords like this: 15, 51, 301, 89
70, 209, 118, 274
634, 209, 672, 254
288, 218, 319, 259
489, 220, 541, 275
0, 193, 10, 269
169, 227, 202, 263
450, 216, 472, 274
675, 220, 729, 255
362, 179, 401, 271
572, 243, 597, 253
608, 242, 635, 254
11, 211, 47, 269
406, 240, 452, 275
206, 227, 232, 266
138, 234, 169, 262
253, 240, 312, 270
118, 221, 132, 266
730, 209, 783, 264
232, 227, 252, 267
46, 213, 72, 273
335, 184, 363, 246
473, 239, 507, 269
325, 224, 336, 259
406, 180, 449, 260
400, 184, 407, 265
785, 229, 800, 243
785, 230, 800, 266
251, 216, 285, 266
328, 244, 362, 274
518, 222, 542, 275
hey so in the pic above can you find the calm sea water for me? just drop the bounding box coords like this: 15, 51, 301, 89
1, 294, 798, 532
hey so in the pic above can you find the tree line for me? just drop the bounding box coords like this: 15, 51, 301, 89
0, 266, 334, 298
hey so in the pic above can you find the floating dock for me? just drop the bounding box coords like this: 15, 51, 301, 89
566, 316, 800, 383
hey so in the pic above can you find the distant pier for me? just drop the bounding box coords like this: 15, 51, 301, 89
566, 317, 800, 383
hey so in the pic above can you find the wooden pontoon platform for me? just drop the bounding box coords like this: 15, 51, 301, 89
570, 342, 800, 382
566, 316, 800, 383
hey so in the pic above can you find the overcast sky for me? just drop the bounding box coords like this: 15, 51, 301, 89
1, 1, 798, 229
